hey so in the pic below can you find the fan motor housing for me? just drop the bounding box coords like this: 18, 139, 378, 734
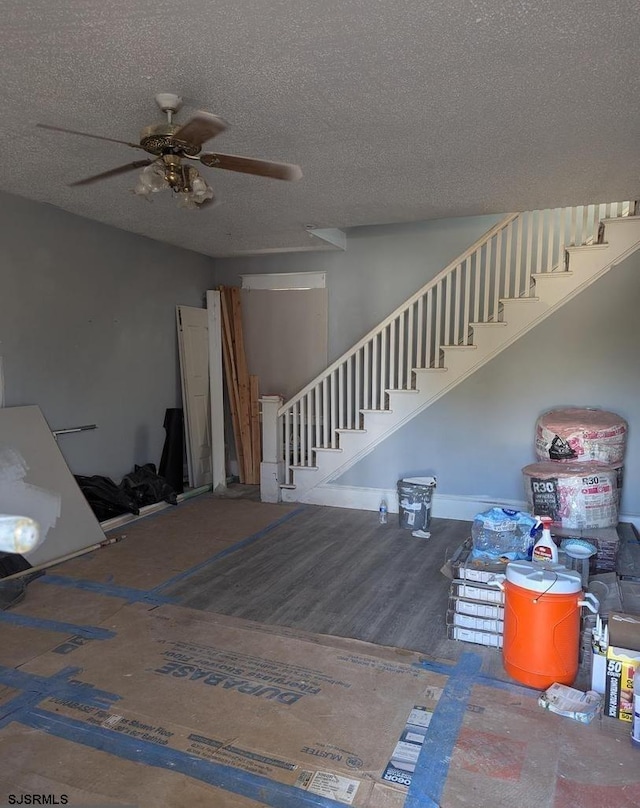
139, 123, 200, 157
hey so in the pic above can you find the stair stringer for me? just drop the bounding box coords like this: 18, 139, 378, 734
281, 217, 640, 503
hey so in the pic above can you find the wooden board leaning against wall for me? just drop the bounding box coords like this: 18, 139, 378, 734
218, 286, 261, 484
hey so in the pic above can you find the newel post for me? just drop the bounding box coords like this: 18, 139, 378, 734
260, 395, 284, 502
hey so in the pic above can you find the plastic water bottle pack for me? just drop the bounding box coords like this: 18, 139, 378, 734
471, 507, 538, 561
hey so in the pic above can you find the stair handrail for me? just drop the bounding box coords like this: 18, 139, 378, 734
278, 211, 520, 415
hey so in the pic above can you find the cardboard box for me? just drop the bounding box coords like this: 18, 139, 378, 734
448, 596, 505, 621
449, 579, 505, 604
440, 538, 507, 583
604, 612, 640, 721
553, 525, 620, 573
446, 624, 503, 648
446, 609, 504, 635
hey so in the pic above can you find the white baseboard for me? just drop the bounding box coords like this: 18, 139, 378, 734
296, 483, 640, 529
298, 484, 526, 522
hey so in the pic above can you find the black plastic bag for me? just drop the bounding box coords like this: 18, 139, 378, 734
120, 463, 178, 509
75, 474, 140, 522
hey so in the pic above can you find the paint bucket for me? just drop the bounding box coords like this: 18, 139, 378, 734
522, 461, 619, 529
397, 477, 436, 532
500, 561, 598, 689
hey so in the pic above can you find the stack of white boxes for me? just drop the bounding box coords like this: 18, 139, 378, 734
445, 539, 506, 649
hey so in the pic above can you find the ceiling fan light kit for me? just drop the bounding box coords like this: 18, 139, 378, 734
37, 93, 302, 211
134, 157, 215, 209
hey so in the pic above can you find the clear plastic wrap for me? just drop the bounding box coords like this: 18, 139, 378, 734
535, 407, 627, 464
522, 461, 619, 529
471, 507, 537, 561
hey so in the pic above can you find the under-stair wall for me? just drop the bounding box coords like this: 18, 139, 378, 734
257, 201, 640, 522
331, 247, 640, 525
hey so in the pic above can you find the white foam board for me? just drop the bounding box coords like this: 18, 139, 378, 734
0, 405, 105, 565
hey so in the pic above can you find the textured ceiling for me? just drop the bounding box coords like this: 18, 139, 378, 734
2, 1, 639, 257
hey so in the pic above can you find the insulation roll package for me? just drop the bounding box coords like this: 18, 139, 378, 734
523, 461, 619, 530
534, 407, 627, 465
613, 462, 624, 509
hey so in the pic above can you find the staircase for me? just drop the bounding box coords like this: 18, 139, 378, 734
260, 202, 640, 506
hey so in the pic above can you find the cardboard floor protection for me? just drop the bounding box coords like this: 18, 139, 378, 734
2, 601, 640, 807
56, 495, 300, 590
10, 603, 442, 807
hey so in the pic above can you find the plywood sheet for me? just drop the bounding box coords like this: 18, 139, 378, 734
0, 405, 105, 565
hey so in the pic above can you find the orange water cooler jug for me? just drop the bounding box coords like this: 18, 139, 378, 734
500, 561, 599, 689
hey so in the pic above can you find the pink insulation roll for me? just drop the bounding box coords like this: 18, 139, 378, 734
534, 407, 627, 464
523, 461, 619, 530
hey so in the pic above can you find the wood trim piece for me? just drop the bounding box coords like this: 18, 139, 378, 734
219, 287, 246, 483
229, 287, 254, 483
250, 375, 261, 484
241, 272, 326, 290
207, 290, 226, 491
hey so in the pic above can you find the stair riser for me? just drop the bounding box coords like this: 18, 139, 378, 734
604, 218, 640, 254
499, 300, 549, 329
532, 274, 581, 305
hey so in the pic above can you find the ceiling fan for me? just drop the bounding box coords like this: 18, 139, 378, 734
37, 93, 303, 208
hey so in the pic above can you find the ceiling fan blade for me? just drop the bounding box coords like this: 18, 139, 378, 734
69, 159, 153, 187
199, 152, 302, 181
36, 123, 143, 150
172, 111, 228, 148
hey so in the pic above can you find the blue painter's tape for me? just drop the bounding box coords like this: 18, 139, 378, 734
414, 657, 538, 699
405, 652, 481, 808
0, 665, 120, 723
153, 505, 308, 594
0, 610, 115, 640
413, 658, 457, 677
39, 574, 173, 606
21, 707, 351, 808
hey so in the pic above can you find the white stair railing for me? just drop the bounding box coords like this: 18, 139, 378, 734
273, 201, 632, 484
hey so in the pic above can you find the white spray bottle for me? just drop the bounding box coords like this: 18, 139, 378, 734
532, 515, 558, 564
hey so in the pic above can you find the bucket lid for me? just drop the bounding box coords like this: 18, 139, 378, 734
401, 476, 436, 486
506, 560, 582, 594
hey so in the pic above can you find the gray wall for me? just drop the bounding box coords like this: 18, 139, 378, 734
338, 250, 640, 517
214, 215, 502, 362
0, 192, 216, 481
214, 213, 639, 519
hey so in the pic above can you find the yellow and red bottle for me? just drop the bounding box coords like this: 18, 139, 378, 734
532, 516, 558, 564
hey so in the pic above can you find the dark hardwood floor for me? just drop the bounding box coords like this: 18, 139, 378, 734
166, 504, 495, 666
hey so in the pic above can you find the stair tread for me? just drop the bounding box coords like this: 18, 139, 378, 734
566, 243, 609, 252
289, 465, 318, 471
499, 295, 540, 303
601, 215, 640, 222
335, 428, 367, 434
530, 270, 574, 278
386, 388, 420, 394
442, 344, 477, 350
313, 446, 343, 453
360, 408, 393, 414
468, 320, 508, 327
